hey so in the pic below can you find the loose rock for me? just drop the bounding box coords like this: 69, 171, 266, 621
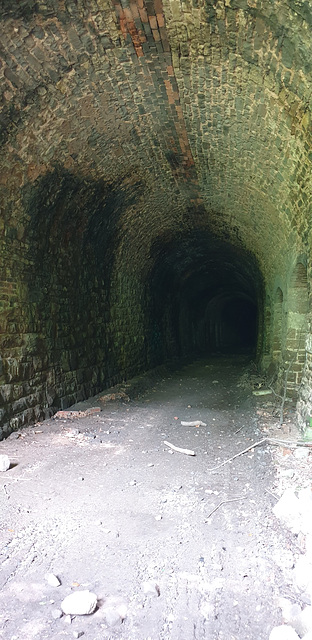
45, 573, 61, 587
142, 580, 160, 597
51, 608, 63, 619
269, 625, 300, 640
0, 455, 10, 472
293, 556, 312, 592
104, 607, 122, 627
61, 590, 97, 615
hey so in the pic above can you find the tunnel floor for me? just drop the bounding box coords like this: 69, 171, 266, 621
0, 357, 306, 639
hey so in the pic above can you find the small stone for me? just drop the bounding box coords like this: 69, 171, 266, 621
0, 455, 10, 472
294, 447, 310, 459
155, 515, 162, 521
296, 606, 312, 636
73, 632, 84, 638
280, 469, 295, 478
64, 615, 72, 624
51, 608, 63, 619
45, 573, 61, 587
269, 626, 300, 640
272, 489, 302, 533
129, 480, 136, 486
61, 591, 97, 615
142, 580, 160, 597
278, 598, 302, 626
105, 607, 122, 627
294, 556, 312, 592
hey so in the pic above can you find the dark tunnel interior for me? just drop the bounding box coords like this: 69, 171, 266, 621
147, 232, 261, 366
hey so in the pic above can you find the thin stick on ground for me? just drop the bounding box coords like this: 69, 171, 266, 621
205, 496, 245, 520
234, 424, 245, 435
207, 436, 312, 472
164, 441, 196, 456
207, 438, 268, 472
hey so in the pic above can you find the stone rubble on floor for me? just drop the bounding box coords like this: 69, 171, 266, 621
270, 479, 312, 639
61, 590, 98, 616
0, 454, 10, 471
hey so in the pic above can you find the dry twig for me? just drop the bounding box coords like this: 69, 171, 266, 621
207, 438, 268, 471
205, 496, 245, 520
207, 437, 311, 472
164, 441, 195, 456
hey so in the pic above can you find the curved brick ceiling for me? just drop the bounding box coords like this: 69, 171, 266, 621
0, 0, 311, 432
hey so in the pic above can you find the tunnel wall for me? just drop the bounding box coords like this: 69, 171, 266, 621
0, 0, 311, 436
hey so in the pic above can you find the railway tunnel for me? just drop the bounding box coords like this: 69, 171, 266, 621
0, 0, 311, 438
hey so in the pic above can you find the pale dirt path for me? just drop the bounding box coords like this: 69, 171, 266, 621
0, 356, 299, 639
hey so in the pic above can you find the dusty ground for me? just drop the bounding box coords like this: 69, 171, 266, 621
0, 356, 309, 640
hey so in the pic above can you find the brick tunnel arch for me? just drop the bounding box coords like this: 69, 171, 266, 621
0, 0, 311, 436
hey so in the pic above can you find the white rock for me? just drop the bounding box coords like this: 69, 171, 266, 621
51, 608, 63, 619
297, 607, 312, 636
104, 607, 122, 627
294, 447, 310, 459
45, 573, 61, 587
61, 591, 97, 615
273, 489, 302, 534
142, 580, 160, 597
269, 625, 300, 640
0, 455, 10, 472
294, 556, 312, 592
278, 597, 301, 625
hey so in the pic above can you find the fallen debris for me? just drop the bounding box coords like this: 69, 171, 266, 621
253, 389, 273, 396
45, 573, 61, 587
207, 438, 268, 471
164, 440, 195, 456
269, 625, 300, 640
0, 454, 10, 472
99, 391, 129, 403
205, 496, 245, 520
181, 420, 207, 427
61, 590, 97, 615
208, 437, 311, 472
54, 408, 101, 420
142, 580, 160, 597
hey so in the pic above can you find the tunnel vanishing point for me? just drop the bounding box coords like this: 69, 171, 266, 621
0, 0, 311, 439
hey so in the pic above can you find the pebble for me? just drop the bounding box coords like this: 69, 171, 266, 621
129, 480, 136, 486
61, 591, 97, 615
51, 608, 63, 620
269, 626, 300, 640
142, 580, 160, 597
155, 515, 162, 521
294, 447, 310, 459
280, 469, 295, 478
45, 573, 61, 587
294, 556, 312, 592
104, 607, 122, 627
0, 455, 10, 472
73, 632, 84, 638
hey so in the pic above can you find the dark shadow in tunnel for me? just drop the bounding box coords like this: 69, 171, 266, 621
146, 230, 263, 367
203, 291, 258, 353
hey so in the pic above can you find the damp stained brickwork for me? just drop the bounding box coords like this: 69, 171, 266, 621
0, 0, 311, 436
